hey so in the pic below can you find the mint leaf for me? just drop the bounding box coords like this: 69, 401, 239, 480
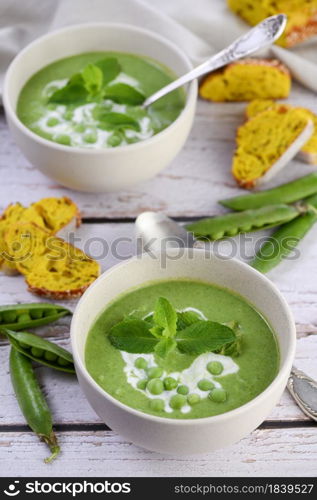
48, 73, 88, 103
216, 323, 242, 357
104, 83, 145, 105
109, 319, 158, 353
95, 58, 121, 85
153, 297, 177, 339
95, 110, 140, 131
177, 310, 201, 330
154, 338, 177, 358
149, 325, 163, 338
176, 321, 236, 355
81, 64, 103, 96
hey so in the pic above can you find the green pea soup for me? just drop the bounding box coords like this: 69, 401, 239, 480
17, 52, 185, 149
85, 279, 279, 420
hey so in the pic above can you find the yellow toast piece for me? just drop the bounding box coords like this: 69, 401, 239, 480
200, 59, 290, 102
227, 0, 317, 48
4, 222, 100, 299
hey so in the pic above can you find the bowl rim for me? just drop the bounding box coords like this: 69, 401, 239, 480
3, 21, 197, 155
71, 247, 296, 426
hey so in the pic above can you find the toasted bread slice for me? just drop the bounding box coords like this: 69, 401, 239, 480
4, 222, 100, 299
246, 100, 317, 165
232, 106, 314, 188
0, 197, 81, 275
200, 59, 291, 102
227, 0, 317, 48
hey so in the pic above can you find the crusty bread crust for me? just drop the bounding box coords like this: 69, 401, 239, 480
285, 15, 317, 47
227, 58, 290, 75
26, 281, 93, 300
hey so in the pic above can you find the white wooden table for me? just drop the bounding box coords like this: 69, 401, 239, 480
0, 84, 317, 477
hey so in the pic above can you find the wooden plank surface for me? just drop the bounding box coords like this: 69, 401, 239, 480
1, 83, 317, 218
0, 427, 316, 477
1, 78, 317, 476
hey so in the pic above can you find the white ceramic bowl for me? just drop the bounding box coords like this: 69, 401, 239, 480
71, 248, 296, 455
3, 23, 197, 192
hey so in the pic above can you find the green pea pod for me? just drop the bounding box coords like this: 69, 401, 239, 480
4, 329, 75, 373
186, 204, 299, 241
10, 348, 60, 463
0, 303, 71, 331
250, 211, 317, 274
220, 173, 317, 211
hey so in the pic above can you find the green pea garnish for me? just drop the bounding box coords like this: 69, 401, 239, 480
177, 385, 189, 395
209, 388, 227, 403
197, 379, 214, 391
147, 378, 164, 395
207, 361, 223, 375
169, 394, 187, 410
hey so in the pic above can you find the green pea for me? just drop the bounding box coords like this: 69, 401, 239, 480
163, 377, 178, 391
147, 367, 163, 379
226, 228, 238, 237
44, 351, 58, 362
198, 379, 214, 391
137, 379, 148, 390
74, 123, 85, 133
240, 225, 252, 232
2, 311, 17, 324
147, 378, 164, 395
209, 388, 227, 403
187, 393, 200, 406
177, 385, 189, 395
134, 357, 147, 370
149, 399, 165, 412
212, 231, 224, 240
56, 135, 71, 146
107, 133, 122, 147
207, 361, 223, 375
169, 394, 187, 410
30, 309, 44, 320
17, 313, 31, 323
84, 132, 97, 144
64, 110, 74, 120
31, 347, 44, 358
19, 341, 30, 350
46, 117, 60, 127
43, 309, 56, 317
57, 357, 70, 367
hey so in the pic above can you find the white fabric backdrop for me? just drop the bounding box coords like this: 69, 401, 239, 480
1, 0, 317, 95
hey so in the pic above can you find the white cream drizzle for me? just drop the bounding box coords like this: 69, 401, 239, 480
36, 74, 154, 148
120, 307, 239, 414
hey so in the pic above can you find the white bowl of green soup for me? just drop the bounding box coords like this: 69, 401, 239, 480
3, 23, 197, 192
71, 248, 296, 454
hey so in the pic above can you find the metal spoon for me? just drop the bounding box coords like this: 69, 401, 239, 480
143, 14, 287, 108
135, 211, 317, 422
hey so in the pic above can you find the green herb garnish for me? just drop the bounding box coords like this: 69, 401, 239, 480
108, 297, 241, 359
103, 83, 145, 105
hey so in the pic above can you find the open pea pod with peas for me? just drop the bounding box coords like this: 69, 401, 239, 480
3, 329, 75, 373
0, 303, 71, 331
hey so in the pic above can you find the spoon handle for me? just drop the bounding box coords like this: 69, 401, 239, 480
287, 367, 317, 421
143, 14, 287, 108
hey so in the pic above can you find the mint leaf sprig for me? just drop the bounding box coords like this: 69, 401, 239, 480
108, 297, 241, 359
48, 58, 145, 106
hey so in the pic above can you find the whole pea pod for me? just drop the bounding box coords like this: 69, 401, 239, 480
0, 303, 71, 331
186, 204, 299, 240
4, 329, 75, 373
220, 173, 317, 211
10, 348, 60, 463
250, 209, 317, 273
